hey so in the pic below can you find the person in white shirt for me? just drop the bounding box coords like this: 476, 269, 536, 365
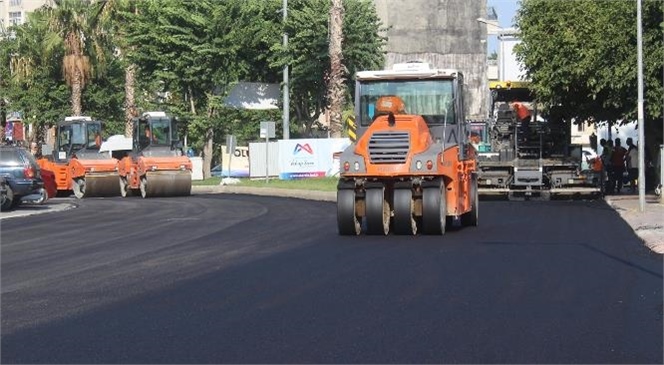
625, 137, 639, 192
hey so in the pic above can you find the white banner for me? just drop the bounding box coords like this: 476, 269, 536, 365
221, 145, 250, 177
277, 138, 350, 179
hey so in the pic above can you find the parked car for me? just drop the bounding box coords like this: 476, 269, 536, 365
0, 145, 47, 211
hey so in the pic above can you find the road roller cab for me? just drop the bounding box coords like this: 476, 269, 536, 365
117, 111, 192, 198
37, 116, 121, 198
337, 62, 478, 235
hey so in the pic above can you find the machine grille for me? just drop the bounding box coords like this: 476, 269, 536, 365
368, 131, 410, 164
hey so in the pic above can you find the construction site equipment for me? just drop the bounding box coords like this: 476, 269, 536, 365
37, 117, 121, 198
336, 62, 478, 235
117, 112, 192, 198
470, 81, 601, 200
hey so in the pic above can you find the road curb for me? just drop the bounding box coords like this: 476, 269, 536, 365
192, 184, 336, 202
604, 195, 664, 255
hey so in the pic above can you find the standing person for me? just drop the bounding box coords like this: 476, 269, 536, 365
602, 139, 614, 194
511, 100, 532, 140
611, 138, 627, 194
625, 137, 639, 192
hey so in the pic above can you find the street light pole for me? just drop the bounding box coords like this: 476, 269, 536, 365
637, 0, 645, 212
282, 0, 290, 140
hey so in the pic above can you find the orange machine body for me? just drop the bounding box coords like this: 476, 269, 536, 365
69, 157, 118, 180
343, 114, 476, 217
336, 62, 478, 235
37, 159, 70, 191
118, 154, 192, 190
117, 111, 193, 198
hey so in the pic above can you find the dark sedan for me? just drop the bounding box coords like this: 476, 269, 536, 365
0, 145, 47, 211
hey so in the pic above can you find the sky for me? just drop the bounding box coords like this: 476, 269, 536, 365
486, 0, 520, 54
488, 0, 521, 28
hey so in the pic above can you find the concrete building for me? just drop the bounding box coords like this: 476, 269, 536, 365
373, 0, 488, 120
0, 0, 52, 33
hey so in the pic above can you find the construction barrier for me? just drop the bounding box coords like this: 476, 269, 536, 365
346, 115, 357, 142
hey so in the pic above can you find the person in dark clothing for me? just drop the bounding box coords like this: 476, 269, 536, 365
601, 139, 614, 194
610, 138, 627, 194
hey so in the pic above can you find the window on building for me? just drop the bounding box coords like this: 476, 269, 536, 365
9, 0, 22, 6
9, 12, 22, 26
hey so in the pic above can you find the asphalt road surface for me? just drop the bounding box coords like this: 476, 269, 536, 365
1, 194, 662, 364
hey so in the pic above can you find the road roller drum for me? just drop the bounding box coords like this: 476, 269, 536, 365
140, 171, 191, 198
72, 173, 121, 198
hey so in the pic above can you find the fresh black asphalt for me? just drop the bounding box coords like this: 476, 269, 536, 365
1, 194, 662, 363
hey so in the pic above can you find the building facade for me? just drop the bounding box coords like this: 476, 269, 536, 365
372, 0, 488, 120
0, 0, 52, 33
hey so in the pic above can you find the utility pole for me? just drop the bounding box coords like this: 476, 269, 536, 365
637, 0, 645, 212
282, 0, 290, 140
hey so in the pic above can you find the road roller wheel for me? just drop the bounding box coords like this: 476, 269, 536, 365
422, 183, 446, 235
365, 187, 389, 235
393, 188, 417, 235
337, 189, 361, 235
72, 178, 85, 199
461, 174, 479, 226
140, 177, 148, 198
119, 177, 133, 197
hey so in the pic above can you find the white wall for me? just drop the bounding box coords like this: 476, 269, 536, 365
498, 33, 526, 82
190, 157, 203, 181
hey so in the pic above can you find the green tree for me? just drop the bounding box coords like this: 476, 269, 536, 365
93, 0, 140, 137
126, 0, 252, 178
272, 0, 385, 137
0, 8, 70, 145
43, 0, 106, 116
515, 0, 663, 163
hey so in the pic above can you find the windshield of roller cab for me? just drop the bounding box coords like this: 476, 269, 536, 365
150, 118, 171, 146
58, 123, 86, 152
358, 79, 455, 127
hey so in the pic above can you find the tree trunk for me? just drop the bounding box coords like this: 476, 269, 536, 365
71, 68, 82, 116
124, 63, 137, 138
202, 94, 215, 179
327, 0, 345, 138
187, 86, 213, 179
203, 126, 213, 179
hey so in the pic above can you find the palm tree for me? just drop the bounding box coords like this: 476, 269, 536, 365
327, 0, 345, 138
43, 0, 100, 116
3, 9, 63, 148
93, 0, 137, 138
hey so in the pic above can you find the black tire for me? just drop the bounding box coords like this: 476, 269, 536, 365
1, 185, 14, 212
393, 188, 417, 235
461, 174, 479, 226
337, 189, 362, 235
422, 182, 446, 235
365, 187, 389, 235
